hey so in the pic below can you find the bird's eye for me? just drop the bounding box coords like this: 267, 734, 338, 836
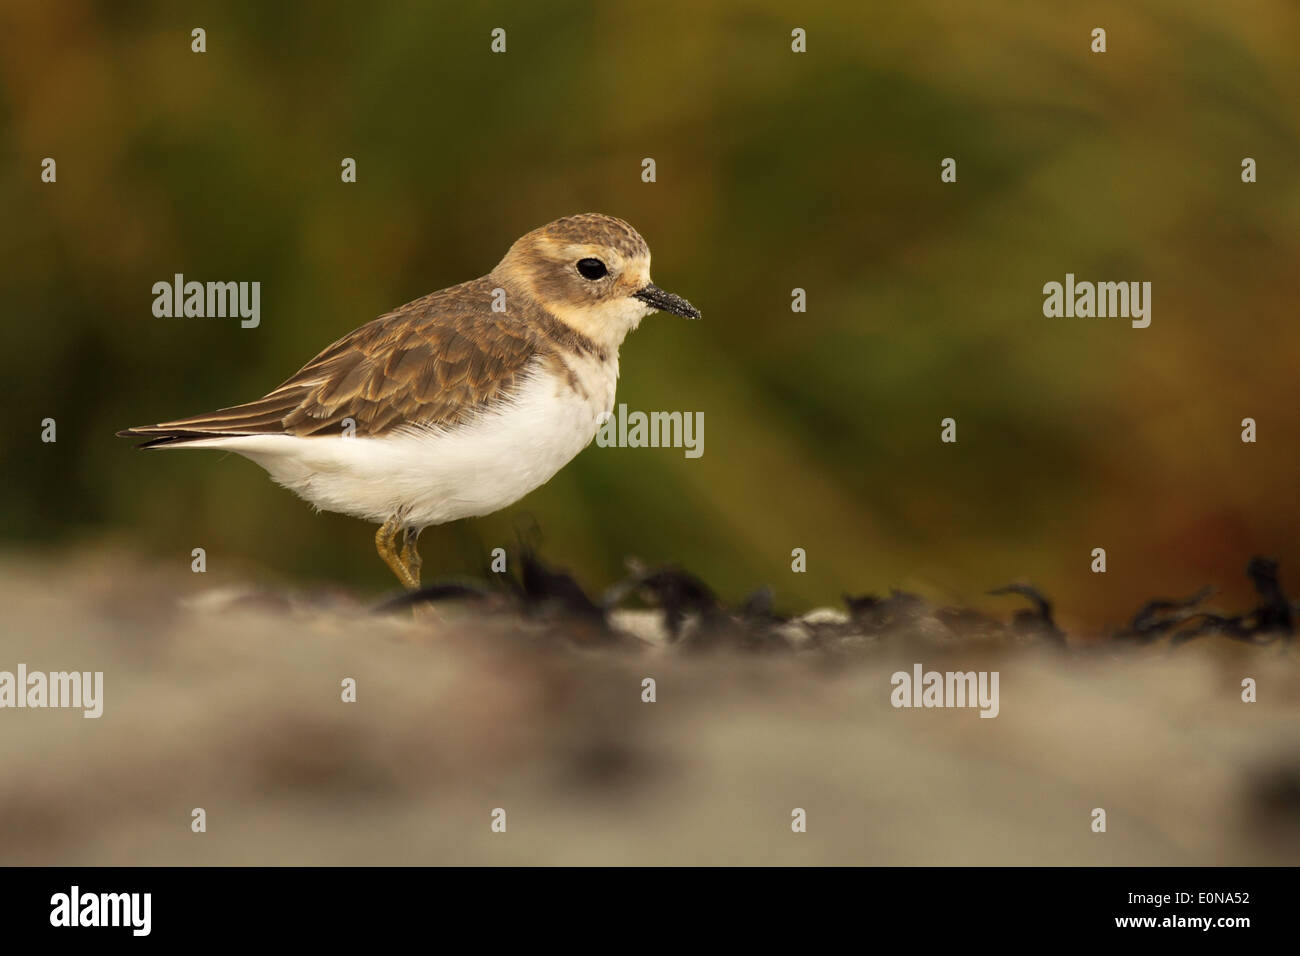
577, 258, 608, 280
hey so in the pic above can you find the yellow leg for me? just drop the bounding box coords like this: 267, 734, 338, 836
375, 517, 419, 590
400, 526, 422, 589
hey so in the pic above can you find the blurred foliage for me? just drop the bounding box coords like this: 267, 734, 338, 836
2, 0, 1299, 626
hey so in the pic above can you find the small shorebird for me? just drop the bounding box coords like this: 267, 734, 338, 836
119, 214, 700, 589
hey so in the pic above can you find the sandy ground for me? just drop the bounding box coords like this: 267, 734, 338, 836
0, 549, 1297, 866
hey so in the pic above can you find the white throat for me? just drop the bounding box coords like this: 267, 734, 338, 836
549, 296, 653, 353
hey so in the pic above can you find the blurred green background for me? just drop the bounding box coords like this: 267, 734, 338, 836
2, 0, 1298, 629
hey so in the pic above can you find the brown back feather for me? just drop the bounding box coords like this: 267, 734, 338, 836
118, 277, 595, 442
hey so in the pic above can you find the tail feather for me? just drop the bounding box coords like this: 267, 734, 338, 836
115, 427, 250, 449
117, 390, 307, 448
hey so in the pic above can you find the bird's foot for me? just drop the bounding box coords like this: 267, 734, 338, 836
375, 517, 420, 590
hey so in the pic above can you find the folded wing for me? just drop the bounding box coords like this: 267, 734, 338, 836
118, 282, 541, 447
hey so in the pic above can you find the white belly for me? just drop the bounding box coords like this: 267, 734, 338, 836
196, 356, 619, 528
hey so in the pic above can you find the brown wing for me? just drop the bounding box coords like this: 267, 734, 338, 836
118, 279, 543, 444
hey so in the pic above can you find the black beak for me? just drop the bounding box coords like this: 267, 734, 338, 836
633, 283, 701, 319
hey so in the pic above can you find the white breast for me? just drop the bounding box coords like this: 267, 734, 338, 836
202, 354, 620, 528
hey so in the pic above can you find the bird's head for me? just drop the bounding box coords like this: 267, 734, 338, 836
492, 213, 700, 349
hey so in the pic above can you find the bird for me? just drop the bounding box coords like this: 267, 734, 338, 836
118, 213, 700, 590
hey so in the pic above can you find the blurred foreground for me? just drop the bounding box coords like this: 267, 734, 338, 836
0, 548, 1296, 866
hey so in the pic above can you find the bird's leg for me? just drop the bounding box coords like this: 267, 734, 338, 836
375, 516, 418, 590
400, 525, 422, 589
